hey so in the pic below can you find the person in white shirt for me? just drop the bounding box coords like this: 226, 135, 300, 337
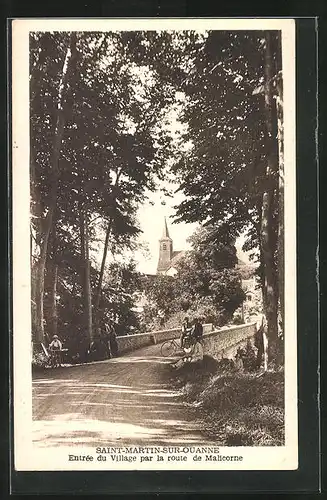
49, 335, 62, 350
48, 335, 63, 366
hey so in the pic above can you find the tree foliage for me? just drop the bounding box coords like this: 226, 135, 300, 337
166, 30, 283, 350
142, 226, 245, 329
30, 31, 178, 349
30, 29, 284, 363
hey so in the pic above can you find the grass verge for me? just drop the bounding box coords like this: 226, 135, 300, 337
171, 355, 284, 446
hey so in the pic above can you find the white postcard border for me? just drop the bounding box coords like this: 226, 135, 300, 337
12, 17, 297, 471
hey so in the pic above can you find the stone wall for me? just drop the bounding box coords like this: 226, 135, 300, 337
116, 323, 214, 355
115, 332, 153, 355
153, 323, 214, 344
203, 322, 257, 360
115, 322, 257, 357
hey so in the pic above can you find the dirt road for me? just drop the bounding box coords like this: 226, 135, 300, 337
33, 344, 214, 448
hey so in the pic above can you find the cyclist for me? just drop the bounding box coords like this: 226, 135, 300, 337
48, 334, 63, 367
180, 316, 191, 348
190, 317, 203, 343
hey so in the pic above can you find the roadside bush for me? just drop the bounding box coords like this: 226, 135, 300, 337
232, 314, 243, 325
171, 357, 284, 446
32, 351, 48, 372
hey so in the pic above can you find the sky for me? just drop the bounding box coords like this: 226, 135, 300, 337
88, 60, 252, 274
133, 183, 198, 275
131, 180, 252, 275
89, 177, 252, 275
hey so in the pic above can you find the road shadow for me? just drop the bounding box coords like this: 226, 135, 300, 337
32, 345, 216, 447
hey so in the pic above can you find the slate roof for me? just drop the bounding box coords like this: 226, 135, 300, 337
169, 250, 186, 268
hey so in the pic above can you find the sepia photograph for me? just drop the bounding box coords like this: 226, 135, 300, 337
12, 18, 297, 471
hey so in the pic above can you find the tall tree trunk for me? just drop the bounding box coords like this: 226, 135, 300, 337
94, 217, 113, 317
261, 32, 279, 361
32, 33, 77, 344
84, 216, 93, 343
80, 209, 94, 343
276, 71, 284, 337
48, 226, 58, 340
48, 264, 58, 339
93, 170, 122, 331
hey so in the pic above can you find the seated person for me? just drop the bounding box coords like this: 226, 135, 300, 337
49, 334, 62, 350
48, 335, 63, 366
171, 339, 204, 370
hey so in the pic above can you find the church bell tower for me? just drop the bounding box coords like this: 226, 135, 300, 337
157, 217, 173, 274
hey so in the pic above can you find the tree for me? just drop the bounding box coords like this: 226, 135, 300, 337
30, 31, 176, 348
260, 31, 280, 352
142, 225, 245, 329
142, 274, 177, 324
168, 30, 283, 358
99, 261, 142, 336
31, 32, 78, 344
79, 209, 93, 342
175, 226, 245, 324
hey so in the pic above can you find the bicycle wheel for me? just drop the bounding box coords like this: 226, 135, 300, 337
161, 340, 176, 357
47, 355, 55, 368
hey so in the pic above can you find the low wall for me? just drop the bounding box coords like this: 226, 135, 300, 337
203, 322, 257, 360
116, 323, 214, 355
153, 323, 214, 344
116, 322, 256, 358
116, 332, 153, 355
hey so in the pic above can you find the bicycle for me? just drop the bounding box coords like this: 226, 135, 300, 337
160, 338, 181, 357
160, 335, 196, 357
41, 342, 67, 368
48, 349, 61, 367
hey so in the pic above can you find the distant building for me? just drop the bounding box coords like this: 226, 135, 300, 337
156, 217, 252, 276
234, 261, 262, 320
147, 218, 262, 323
156, 217, 186, 276
242, 276, 259, 303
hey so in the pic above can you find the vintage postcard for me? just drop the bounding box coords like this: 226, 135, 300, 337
12, 18, 297, 472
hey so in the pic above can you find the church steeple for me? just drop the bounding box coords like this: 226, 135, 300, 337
157, 217, 173, 274
162, 217, 170, 239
